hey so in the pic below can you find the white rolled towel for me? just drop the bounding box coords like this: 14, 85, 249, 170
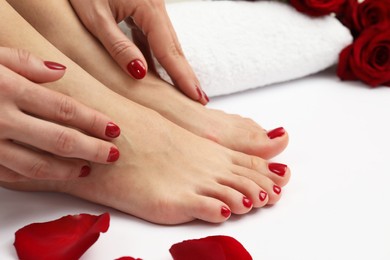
121, 1, 353, 97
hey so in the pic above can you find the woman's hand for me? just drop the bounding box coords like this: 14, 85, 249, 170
69, 0, 208, 105
0, 47, 121, 182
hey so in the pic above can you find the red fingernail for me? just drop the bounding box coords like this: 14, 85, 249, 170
268, 163, 287, 177
243, 197, 253, 208
107, 147, 120, 162
105, 122, 121, 138
196, 86, 203, 101
127, 59, 146, 79
273, 185, 282, 195
44, 61, 67, 70
221, 206, 231, 218
259, 191, 268, 201
267, 127, 286, 139
202, 90, 210, 103
79, 166, 91, 177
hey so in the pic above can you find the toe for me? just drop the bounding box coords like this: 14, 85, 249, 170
184, 195, 232, 223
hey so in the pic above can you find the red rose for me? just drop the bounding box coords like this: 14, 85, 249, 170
337, 23, 390, 87
338, 0, 390, 37
289, 0, 345, 17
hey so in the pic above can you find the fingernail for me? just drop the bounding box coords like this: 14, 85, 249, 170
127, 59, 146, 79
268, 163, 287, 177
202, 90, 210, 103
273, 185, 282, 195
196, 85, 203, 101
267, 127, 286, 139
79, 166, 91, 177
105, 122, 121, 138
259, 191, 268, 201
44, 61, 67, 70
107, 147, 120, 162
243, 197, 253, 208
221, 206, 231, 218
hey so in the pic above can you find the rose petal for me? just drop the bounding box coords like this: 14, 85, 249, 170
169, 235, 252, 260
14, 212, 110, 260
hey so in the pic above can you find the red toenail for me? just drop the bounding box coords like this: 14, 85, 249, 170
221, 206, 231, 218
259, 191, 268, 201
79, 166, 91, 177
267, 127, 285, 139
273, 185, 282, 194
243, 197, 253, 208
268, 163, 287, 177
105, 122, 121, 138
107, 147, 120, 162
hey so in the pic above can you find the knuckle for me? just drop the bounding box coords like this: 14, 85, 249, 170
157, 41, 185, 61
54, 129, 76, 156
109, 39, 134, 60
29, 159, 51, 179
249, 156, 261, 171
56, 96, 77, 122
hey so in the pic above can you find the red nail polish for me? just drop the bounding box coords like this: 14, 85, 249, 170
202, 90, 210, 103
127, 59, 146, 79
105, 122, 121, 138
79, 166, 91, 177
196, 86, 203, 101
268, 163, 287, 177
267, 127, 286, 139
44, 61, 67, 70
221, 206, 231, 218
243, 197, 253, 208
107, 147, 120, 162
259, 191, 268, 201
273, 185, 282, 195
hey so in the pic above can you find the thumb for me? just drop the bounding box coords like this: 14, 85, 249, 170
0, 47, 66, 83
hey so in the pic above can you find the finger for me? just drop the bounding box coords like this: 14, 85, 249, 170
131, 4, 208, 104
10, 112, 120, 164
94, 14, 148, 80
0, 165, 29, 182
0, 140, 91, 181
0, 47, 66, 83
16, 78, 121, 140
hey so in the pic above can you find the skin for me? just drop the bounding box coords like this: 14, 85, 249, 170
0, 0, 291, 224
68, 0, 208, 104
8, 0, 289, 160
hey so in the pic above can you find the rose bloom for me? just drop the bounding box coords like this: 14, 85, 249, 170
337, 23, 390, 87
338, 0, 390, 37
289, 0, 346, 17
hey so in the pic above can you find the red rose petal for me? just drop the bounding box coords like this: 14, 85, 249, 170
14, 212, 110, 260
169, 235, 252, 260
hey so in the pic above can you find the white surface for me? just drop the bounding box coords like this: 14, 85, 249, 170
1, 68, 390, 259
155, 1, 352, 96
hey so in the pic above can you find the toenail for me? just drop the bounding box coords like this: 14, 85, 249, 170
107, 147, 120, 162
268, 163, 287, 177
105, 122, 121, 138
273, 185, 282, 195
196, 85, 203, 101
127, 59, 146, 79
221, 206, 231, 218
259, 191, 268, 201
243, 197, 253, 208
79, 165, 91, 177
267, 127, 286, 139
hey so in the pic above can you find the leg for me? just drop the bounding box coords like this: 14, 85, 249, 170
0, 1, 290, 224
8, 0, 289, 159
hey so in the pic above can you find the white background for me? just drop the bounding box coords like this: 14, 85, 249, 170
1, 68, 390, 259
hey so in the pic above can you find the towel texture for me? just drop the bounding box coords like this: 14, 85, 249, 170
121, 1, 352, 96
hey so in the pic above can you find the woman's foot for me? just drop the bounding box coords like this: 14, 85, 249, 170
13, 0, 289, 159
2, 103, 290, 224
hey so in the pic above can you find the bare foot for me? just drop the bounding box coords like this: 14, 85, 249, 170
12, 0, 289, 159
2, 102, 290, 224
